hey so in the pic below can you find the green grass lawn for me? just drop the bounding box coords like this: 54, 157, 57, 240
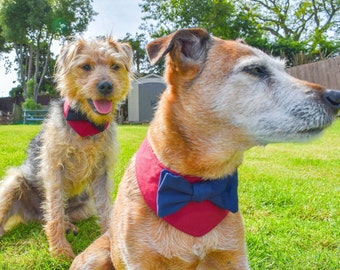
0, 121, 339, 269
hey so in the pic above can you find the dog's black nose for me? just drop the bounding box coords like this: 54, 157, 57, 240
97, 81, 113, 95
322, 89, 340, 111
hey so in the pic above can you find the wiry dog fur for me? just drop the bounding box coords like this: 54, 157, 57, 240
71, 28, 340, 269
0, 37, 133, 259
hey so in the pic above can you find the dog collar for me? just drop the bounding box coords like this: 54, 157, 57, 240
135, 138, 238, 237
63, 100, 109, 137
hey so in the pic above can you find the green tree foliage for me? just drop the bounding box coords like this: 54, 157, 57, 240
119, 32, 165, 76
0, 0, 97, 100
139, 0, 269, 73
119, 33, 147, 75
139, 0, 340, 67
140, 0, 264, 41
22, 97, 43, 110
0, 25, 8, 52
238, 0, 340, 65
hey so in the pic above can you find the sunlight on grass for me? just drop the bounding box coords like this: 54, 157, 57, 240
0, 121, 339, 269
239, 121, 340, 269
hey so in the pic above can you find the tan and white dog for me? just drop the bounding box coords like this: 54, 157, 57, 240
71, 28, 340, 269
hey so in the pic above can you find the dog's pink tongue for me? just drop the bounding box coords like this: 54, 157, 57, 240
93, 100, 112, 114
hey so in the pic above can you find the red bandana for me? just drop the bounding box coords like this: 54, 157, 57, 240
136, 138, 238, 237
63, 100, 109, 137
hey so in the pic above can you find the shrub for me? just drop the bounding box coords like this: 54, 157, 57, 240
22, 98, 42, 110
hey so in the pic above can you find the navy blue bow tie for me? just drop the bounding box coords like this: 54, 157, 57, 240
157, 169, 238, 218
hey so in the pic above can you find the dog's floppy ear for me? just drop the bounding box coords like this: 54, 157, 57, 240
146, 28, 211, 66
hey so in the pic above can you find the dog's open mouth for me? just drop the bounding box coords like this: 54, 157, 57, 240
88, 99, 113, 115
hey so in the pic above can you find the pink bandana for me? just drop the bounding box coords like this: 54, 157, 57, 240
63, 100, 109, 137
136, 138, 238, 237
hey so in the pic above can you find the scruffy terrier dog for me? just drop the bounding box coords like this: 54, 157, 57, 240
71, 28, 340, 269
0, 37, 133, 258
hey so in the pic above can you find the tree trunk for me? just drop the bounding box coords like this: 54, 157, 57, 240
27, 46, 34, 82
36, 34, 54, 98
33, 46, 40, 103
15, 44, 27, 98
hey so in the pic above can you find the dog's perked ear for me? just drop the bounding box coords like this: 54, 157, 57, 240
120, 43, 134, 72
55, 38, 86, 81
119, 43, 133, 59
146, 28, 211, 67
107, 38, 134, 72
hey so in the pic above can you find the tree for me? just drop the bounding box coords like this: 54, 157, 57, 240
0, 0, 97, 101
119, 32, 166, 76
239, 0, 340, 65
0, 26, 7, 52
139, 0, 340, 67
140, 0, 264, 42
119, 33, 147, 75
139, 0, 269, 73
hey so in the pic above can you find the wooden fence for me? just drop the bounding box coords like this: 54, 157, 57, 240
0, 95, 52, 113
0, 96, 53, 124
287, 56, 340, 89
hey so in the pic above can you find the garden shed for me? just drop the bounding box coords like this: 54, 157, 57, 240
128, 74, 166, 123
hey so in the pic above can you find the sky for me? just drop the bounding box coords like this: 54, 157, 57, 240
0, 0, 143, 97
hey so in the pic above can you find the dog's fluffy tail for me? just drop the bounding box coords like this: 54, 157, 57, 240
0, 168, 39, 235
0, 167, 97, 237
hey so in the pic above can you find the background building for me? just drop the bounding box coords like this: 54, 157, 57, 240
128, 74, 166, 123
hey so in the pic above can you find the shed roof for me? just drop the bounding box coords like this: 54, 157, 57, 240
134, 74, 165, 84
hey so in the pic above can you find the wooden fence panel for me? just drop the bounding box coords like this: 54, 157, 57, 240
287, 56, 340, 89
0, 97, 17, 113
0, 96, 53, 113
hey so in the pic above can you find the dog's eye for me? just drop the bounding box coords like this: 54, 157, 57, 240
81, 64, 92, 71
111, 64, 121, 71
243, 65, 269, 78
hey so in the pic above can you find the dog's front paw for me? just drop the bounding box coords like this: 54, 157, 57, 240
65, 221, 79, 235
0, 219, 6, 237
50, 240, 75, 259
45, 219, 77, 259
70, 232, 113, 270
